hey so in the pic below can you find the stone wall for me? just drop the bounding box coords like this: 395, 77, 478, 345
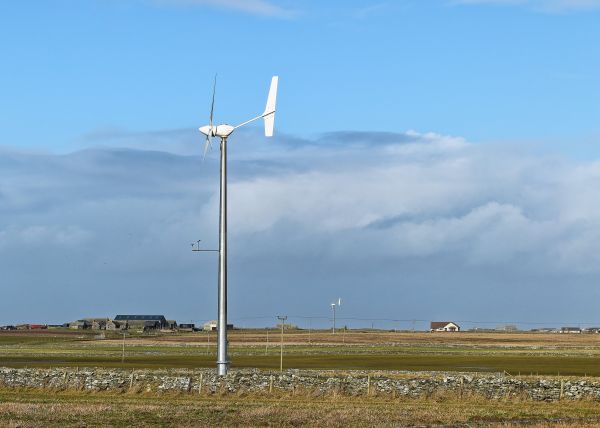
1, 367, 599, 401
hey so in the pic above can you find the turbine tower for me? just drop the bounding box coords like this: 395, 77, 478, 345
199, 76, 279, 376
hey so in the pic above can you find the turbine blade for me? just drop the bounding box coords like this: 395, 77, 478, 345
210, 74, 217, 127
202, 136, 211, 161
263, 75, 278, 137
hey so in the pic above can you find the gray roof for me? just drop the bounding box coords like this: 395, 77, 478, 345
114, 315, 166, 321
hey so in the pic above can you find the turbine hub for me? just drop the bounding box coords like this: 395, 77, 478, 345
198, 124, 235, 138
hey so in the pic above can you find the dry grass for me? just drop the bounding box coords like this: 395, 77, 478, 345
2, 388, 600, 427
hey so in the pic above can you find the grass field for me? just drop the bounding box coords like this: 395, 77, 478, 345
2, 329, 600, 376
4, 330, 600, 426
3, 388, 600, 427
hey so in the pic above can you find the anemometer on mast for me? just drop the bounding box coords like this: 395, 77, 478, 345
197, 76, 279, 376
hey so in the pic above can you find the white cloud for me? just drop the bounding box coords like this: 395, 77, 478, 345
151, 0, 297, 17
454, 0, 600, 12
5, 130, 600, 324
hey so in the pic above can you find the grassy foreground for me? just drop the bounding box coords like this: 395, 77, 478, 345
2, 388, 600, 427
3, 329, 600, 376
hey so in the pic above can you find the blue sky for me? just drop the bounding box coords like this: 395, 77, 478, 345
2, 0, 600, 328
2, 0, 600, 153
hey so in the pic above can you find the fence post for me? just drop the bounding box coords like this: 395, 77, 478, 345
560, 379, 564, 400
129, 369, 135, 390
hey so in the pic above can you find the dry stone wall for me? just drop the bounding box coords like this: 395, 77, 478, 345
1, 367, 599, 401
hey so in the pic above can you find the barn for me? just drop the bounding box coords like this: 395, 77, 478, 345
114, 315, 168, 330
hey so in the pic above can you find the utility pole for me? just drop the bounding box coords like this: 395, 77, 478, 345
265, 328, 269, 356
277, 315, 287, 372
122, 333, 125, 364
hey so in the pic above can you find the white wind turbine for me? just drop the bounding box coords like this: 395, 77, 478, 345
199, 76, 278, 376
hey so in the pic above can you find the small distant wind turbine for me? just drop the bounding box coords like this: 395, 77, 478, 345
331, 298, 342, 334
198, 76, 279, 376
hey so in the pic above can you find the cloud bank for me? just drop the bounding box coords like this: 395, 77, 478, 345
2, 130, 600, 326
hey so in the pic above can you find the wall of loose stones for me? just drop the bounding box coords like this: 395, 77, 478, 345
0, 367, 599, 401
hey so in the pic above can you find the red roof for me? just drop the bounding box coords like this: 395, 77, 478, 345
29, 324, 47, 329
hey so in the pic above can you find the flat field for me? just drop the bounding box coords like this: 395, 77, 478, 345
2, 329, 600, 376
3, 388, 600, 427
4, 330, 600, 426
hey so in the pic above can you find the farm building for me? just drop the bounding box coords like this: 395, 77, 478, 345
203, 320, 234, 331
68, 320, 91, 330
143, 321, 161, 331
114, 315, 168, 330
178, 323, 195, 331
560, 327, 582, 334
430, 321, 460, 332
82, 318, 109, 330
166, 320, 178, 330
105, 320, 124, 331
29, 324, 47, 330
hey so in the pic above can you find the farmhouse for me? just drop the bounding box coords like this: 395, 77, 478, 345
114, 315, 168, 330
430, 321, 460, 332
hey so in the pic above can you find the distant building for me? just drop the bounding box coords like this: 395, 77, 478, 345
29, 324, 47, 330
430, 321, 460, 332
0, 325, 16, 330
584, 327, 600, 334
143, 321, 160, 331
69, 320, 91, 330
203, 320, 233, 331
83, 318, 109, 330
166, 320, 178, 330
496, 324, 519, 332
16, 324, 30, 330
114, 315, 168, 330
203, 320, 217, 331
560, 327, 582, 334
178, 323, 195, 331
105, 320, 124, 331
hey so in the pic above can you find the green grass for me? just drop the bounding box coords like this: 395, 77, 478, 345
2, 350, 600, 376
3, 331, 600, 376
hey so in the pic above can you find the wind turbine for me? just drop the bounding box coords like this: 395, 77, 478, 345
199, 75, 279, 376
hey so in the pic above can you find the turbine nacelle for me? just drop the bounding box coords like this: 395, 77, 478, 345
199, 124, 235, 139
